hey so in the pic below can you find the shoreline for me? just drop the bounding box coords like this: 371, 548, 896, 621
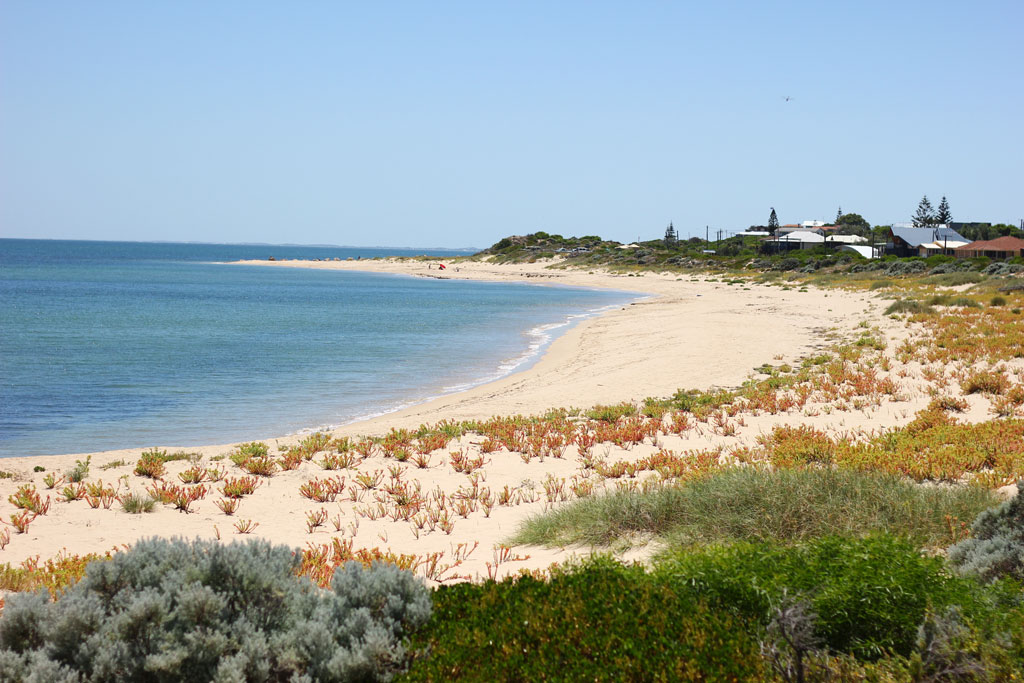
327, 297, 643, 433
0, 259, 890, 576
3, 259, 874, 466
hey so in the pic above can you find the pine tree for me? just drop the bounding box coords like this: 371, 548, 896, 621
836, 207, 842, 224
936, 196, 952, 226
913, 196, 936, 227
663, 222, 677, 246
768, 208, 779, 233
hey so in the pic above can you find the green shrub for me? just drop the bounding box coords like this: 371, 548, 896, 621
0, 538, 431, 681
668, 387, 736, 413
948, 481, 1024, 583
401, 556, 763, 681
991, 295, 1008, 307
134, 449, 167, 478
231, 441, 270, 465
65, 457, 90, 483
656, 534, 976, 659
961, 368, 1011, 395
948, 296, 982, 308
584, 402, 637, 422
640, 397, 671, 419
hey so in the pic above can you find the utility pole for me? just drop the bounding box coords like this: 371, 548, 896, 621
706, 225, 709, 243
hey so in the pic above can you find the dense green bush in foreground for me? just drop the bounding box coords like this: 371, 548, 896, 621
400, 555, 764, 681
0, 538, 430, 682
401, 535, 1024, 681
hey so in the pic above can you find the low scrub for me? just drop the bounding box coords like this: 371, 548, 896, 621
401, 556, 764, 681
583, 402, 637, 422
655, 534, 1014, 660
513, 467, 997, 548
0, 538, 431, 681
838, 413, 1024, 484
402, 537, 1024, 679
961, 368, 1011, 395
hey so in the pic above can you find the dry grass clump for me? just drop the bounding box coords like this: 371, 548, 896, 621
885, 299, 933, 315
513, 468, 996, 549
119, 491, 156, 514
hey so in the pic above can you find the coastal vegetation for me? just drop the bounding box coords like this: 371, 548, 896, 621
475, 228, 1024, 277
512, 468, 998, 549
0, 539, 431, 681
402, 532, 1024, 681
1, 257, 1023, 678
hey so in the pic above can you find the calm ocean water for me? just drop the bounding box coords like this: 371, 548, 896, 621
0, 239, 633, 457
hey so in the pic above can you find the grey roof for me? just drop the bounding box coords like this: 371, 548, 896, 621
890, 226, 968, 247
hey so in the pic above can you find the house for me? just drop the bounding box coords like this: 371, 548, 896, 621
824, 234, 868, 245
839, 245, 878, 260
888, 226, 968, 257
954, 236, 1024, 260
917, 240, 970, 257
777, 224, 813, 236
762, 230, 825, 254
779, 231, 825, 245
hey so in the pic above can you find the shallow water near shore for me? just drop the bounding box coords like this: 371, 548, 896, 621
0, 239, 633, 457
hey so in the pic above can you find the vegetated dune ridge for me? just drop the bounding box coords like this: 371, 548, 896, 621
3, 256, 1017, 585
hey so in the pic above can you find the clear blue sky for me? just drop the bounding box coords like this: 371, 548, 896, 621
2, 1, 1021, 247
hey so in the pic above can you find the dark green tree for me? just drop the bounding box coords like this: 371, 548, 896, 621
768, 208, 779, 234
936, 196, 952, 226
836, 207, 842, 224
913, 196, 936, 227
663, 222, 677, 246
836, 213, 871, 237
872, 225, 892, 244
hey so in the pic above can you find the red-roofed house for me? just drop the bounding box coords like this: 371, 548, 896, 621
954, 236, 1024, 259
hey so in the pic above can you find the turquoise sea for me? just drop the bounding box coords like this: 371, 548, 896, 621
0, 239, 633, 457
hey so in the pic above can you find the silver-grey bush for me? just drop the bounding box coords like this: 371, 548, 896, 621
948, 481, 1024, 583
0, 537, 430, 682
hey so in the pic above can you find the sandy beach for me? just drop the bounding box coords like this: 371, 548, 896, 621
234, 258, 878, 433
0, 258, 924, 581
